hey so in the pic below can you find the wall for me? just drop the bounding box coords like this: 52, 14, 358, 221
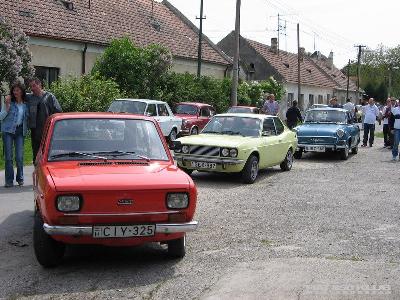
171, 58, 227, 79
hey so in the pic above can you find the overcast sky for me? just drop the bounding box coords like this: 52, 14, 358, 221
167, 0, 400, 68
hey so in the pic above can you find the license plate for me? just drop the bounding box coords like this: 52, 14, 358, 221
305, 146, 326, 152
92, 225, 155, 238
190, 161, 217, 169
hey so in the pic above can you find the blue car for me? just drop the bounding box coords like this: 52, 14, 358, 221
294, 108, 360, 160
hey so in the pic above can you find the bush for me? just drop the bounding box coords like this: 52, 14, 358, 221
50, 74, 124, 112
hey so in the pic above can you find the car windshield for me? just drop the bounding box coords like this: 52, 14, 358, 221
108, 100, 147, 115
48, 119, 169, 161
202, 116, 261, 137
227, 107, 254, 113
175, 104, 198, 115
305, 110, 347, 124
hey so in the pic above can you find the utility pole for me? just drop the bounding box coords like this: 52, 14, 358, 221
196, 0, 205, 78
346, 59, 350, 100
297, 23, 302, 110
230, 0, 241, 106
277, 13, 280, 55
354, 45, 366, 103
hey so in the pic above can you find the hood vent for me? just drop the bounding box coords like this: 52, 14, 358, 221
78, 161, 149, 166
115, 161, 149, 166
79, 162, 113, 166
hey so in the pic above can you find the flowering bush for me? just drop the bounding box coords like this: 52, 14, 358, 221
0, 17, 34, 93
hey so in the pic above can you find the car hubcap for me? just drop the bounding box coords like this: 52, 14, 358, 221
251, 160, 258, 180
287, 151, 293, 168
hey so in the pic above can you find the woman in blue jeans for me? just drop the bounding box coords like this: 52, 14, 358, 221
0, 82, 29, 187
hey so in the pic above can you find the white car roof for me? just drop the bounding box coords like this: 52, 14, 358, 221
114, 98, 167, 105
215, 113, 275, 120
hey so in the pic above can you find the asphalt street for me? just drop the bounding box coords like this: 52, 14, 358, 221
1, 132, 400, 299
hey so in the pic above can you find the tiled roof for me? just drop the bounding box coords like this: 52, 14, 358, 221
245, 38, 338, 88
0, 0, 230, 66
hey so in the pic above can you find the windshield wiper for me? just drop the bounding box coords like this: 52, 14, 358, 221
92, 151, 150, 162
49, 152, 107, 160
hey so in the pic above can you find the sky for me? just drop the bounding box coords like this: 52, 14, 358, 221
167, 0, 400, 68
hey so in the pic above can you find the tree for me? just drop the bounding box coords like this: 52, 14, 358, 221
92, 37, 172, 99
0, 17, 34, 93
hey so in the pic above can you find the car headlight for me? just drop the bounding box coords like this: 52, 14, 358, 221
166, 193, 189, 209
221, 148, 230, 157
182, 145, 190, 154
229, 148, 238, 157
336, 129, 345, 138
57, 195, 81, 212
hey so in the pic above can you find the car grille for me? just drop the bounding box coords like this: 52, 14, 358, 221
298, 136, 337, 145
189, 145, 220, 157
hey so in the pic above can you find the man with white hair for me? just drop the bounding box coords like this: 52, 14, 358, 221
362, 98, 379, 147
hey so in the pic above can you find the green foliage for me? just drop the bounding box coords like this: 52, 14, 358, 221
92, 37, 172, 99
50, 74, 124, 112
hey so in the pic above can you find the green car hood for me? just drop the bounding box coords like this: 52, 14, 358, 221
177, 134, 257, 148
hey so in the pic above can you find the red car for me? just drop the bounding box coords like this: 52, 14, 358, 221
33, 113, 198, 267
227, 106, 260, 114
174, 102, 215, 135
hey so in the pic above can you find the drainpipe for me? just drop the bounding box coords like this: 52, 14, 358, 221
82, 43, 88, 74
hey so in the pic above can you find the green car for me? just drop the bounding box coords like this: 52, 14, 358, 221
173, 113, 298, 184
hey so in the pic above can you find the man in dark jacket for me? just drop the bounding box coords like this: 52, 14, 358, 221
27, 78, 62, 162
286, 100, 303, 129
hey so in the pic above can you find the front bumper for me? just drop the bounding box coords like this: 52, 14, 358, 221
175, 154, 244, 165
297, 143, 347, 150
43, 221, 198, 236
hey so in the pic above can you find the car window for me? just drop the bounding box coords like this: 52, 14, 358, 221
146, 104, 157, 117
202, 116, 261, 137
157, 104, 170, 116
175, 104, 198, 115
108, 101, 146, 115
201, 107, 210, 117
263, 118, 277, 136
274, 118, 285, 135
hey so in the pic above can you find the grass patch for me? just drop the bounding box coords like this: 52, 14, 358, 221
375, 131, 384, 138
0, 135, 33, 170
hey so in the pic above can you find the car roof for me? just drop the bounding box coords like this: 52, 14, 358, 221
229, 106, 257, 109
177, 102, 212, 107
49, 112, 156, 122
215, 113, 273, 120
114, 98, 166, 105
308, 107, 348, 112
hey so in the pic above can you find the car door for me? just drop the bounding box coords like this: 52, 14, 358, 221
259, 118, 282, 167
273, 117, 290, 162
346, 112, 360, 147
156, 103, 171, 136
199, 107, 212, 130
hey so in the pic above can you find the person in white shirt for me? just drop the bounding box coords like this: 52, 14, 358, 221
362, 98, 379, 147
343, 98, 355, 118
391, 104, 400, 160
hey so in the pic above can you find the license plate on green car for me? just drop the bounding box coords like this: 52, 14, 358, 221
190, 161, 217, 169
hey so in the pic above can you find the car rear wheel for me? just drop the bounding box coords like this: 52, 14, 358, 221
242, 155, 259, 184
294, 150, 302, 159
168, 129, 177, 142
167, 235, 186, 258
339, 146, 349, 160
33, 212, 65, 268
280, 149, 293, 171
190, 127, 199, 135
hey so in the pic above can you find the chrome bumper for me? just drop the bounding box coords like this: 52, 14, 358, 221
175, 155, 244, 165
43, 221, 198, 236
297, 144, 347, 150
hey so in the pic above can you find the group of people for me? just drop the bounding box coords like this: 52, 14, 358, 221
0, 79, 62, 188
381, 97, 400, 161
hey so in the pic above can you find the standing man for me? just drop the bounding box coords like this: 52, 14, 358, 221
286, 100, 303, 129
382, 98, 394, 148
27, 78, 62, 162
362, 98, 379, 147
343, 98, 355, 119
262, 93, 279, 116
329, 97, 343, 108
390, 102, 400, 161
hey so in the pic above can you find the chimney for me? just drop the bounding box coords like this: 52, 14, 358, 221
327, 51, 334, 69
271, 38, 278, 54
299, 47, 305, 62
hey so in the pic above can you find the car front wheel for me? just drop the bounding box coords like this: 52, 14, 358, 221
351, 145, 358, 154
33, 212, 65, 268
339, 146, 349, 160
280, 149, 293, 171
167, 235, 186, 258
242, 155, 259, 184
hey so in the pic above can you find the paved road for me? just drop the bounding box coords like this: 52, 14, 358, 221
1, 136, 399, 299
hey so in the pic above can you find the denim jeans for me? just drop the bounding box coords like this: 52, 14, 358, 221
363, 123, 375, 146
2, 126, 24, 186
392, 129, 400, 158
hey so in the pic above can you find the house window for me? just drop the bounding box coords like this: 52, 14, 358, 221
35, 66, 59, 87
287, 93, 294, 104
318, 95, 323, 104
308, 94, 314, 107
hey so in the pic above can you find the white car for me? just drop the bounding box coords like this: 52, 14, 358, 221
108, 99, 182, 141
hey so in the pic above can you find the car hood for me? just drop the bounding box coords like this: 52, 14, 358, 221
47, 162, 190, 192
296, 123, 344, 136
177, 134, 257, 148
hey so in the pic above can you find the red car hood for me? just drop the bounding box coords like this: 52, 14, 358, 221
47, 162, 190, 192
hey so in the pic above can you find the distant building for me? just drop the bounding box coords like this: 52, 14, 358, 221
218, 32, 361, 115
0, 0, 231, 86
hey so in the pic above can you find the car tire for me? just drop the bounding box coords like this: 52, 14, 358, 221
351, 145, 358, 154
339, 146, 349, 160
33, 212, 65, 268
241, 155, 259, 184
168, 129, 177, 142
190, 127, 199, 135
280, 149, 293, 171
294, 150, 302, 159
167, 235, 186, 258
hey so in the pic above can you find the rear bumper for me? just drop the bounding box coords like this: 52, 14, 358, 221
43, 221, 198, 236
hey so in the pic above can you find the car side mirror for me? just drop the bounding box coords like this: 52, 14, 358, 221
169, 140, 182, 151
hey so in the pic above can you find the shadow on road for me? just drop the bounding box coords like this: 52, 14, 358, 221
0, 185, 33, 194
